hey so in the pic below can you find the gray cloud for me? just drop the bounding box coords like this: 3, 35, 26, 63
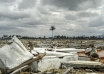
0, 0, 15, 3
0, 26, 14, 30
89, 17, 104, 27
37, 6, 51, 15
0, 25, 25, 34
41, 0, 103, 11
65, 14, 77, 20
0, 11, 30, 20
77, 11, 99, 17
18, 0, 36, 9
41, 0, 85, 11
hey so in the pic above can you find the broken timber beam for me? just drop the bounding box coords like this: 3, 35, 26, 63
7, 52, 46, 73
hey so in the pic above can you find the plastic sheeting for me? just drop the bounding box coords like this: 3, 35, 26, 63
38, 56, 61, 72
0, 36, 33, 69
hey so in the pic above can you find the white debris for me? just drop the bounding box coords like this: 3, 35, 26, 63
32, 48, 46, 53
63, 61, 102, 65
55, 48, 85, 52
46, 51, 74, 57
38, 56, 61, 72
0, 36, 33, 69
62, 55, 78, 62
85, 48, 92, 53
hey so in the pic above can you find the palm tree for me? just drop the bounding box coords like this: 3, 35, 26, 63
50, 26, 55, 39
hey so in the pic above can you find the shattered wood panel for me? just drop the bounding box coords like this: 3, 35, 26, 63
97, 50, 104, 63
77, 49, 104, 57
77, 49, 104, 63
97, 49, 102, 52
99, 57, 104, 63
77, 51, 86, 57
98, 50, 104, 57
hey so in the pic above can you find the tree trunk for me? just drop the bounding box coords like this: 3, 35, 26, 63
52, 30, 53, 40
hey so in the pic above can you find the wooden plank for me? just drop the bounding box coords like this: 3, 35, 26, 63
77, 51, 86, 57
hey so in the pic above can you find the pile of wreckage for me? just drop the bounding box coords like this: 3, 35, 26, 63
0, 36, 104, 74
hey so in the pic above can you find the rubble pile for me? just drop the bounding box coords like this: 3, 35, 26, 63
0, 37, 104, 74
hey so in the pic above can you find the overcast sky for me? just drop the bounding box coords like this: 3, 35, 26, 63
0, 0, 104, 37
